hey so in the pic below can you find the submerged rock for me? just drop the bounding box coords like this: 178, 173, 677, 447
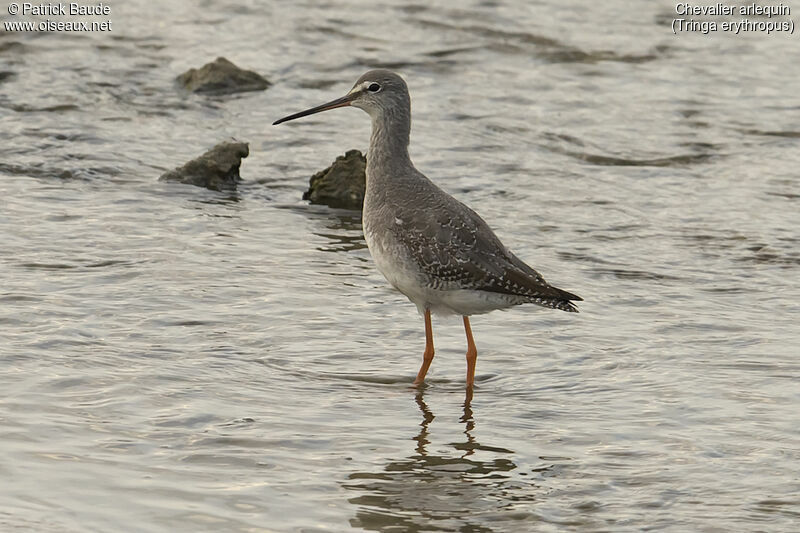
176, 57, 270, 95
159, 141, 249, 190
303, 150, 366, 210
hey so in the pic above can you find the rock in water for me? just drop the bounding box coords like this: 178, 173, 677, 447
304, 150, 366, 210
177, 57, 270, 95
159, 141, 249, 190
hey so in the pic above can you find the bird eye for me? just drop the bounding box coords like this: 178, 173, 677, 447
367, 82, 381, 93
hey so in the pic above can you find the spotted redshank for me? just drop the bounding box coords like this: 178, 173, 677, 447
274, 69, 581, 388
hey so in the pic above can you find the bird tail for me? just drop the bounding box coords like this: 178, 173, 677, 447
529, 295, 580, 313
530, 287, 581, 313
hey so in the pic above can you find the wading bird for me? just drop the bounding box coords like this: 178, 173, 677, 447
274, 70, 581, 389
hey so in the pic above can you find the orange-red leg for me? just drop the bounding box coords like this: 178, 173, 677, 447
413, 308, 434, 386
463, 316, 477, 388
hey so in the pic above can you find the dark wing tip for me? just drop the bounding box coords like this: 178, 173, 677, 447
544, 288, 581, 312
563, 291, 582, 302
560, 300, 579, 313
534, 296, 579, 313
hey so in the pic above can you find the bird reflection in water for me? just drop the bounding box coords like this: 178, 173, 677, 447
344, 388, 535, 532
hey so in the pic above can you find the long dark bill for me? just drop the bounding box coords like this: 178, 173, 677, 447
273, 92, 359, 125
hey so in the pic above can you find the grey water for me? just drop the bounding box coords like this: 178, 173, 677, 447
1, 1, 799, 531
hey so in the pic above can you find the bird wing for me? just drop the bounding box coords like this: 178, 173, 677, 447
393, 189, 581, 306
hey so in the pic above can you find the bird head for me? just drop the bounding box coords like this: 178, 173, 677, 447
273, 69, 409, 125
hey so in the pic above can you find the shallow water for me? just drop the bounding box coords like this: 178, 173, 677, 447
1, 1, 799, 531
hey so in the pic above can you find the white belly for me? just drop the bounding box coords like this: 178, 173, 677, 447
363, 222, 524, 317
364, 222, 429, 312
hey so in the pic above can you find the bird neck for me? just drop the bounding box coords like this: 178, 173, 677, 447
367, 107, 413, 177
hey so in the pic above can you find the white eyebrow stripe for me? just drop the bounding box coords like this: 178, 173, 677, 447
348, 81, 375, 95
